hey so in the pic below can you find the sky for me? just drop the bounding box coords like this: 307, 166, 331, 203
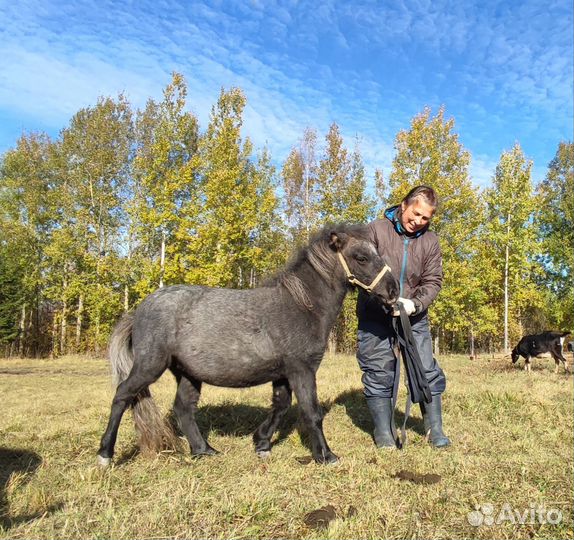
0, 0, 572, 190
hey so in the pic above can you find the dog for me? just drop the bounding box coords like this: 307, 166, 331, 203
511, 331, 571, 373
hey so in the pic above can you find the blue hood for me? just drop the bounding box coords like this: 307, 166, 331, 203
384, 205, 427, 238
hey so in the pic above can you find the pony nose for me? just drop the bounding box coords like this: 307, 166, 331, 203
381, 277, 399, 305
389, 281, 399, 304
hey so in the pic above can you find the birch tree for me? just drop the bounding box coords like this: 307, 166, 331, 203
387, 107, 481, 353
281, 128, 319, 246
484, 143, 540, 352
536, 141, 573, 329
315, 124, 376, 352
0, 133, 59, 355
57, 95, 133, 352
131, 72, 199, 297
184, 87, 279, 288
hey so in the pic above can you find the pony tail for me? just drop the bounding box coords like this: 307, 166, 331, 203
108, 313, 178, 455
133, 388, 178, 455
109, 312, 135, 386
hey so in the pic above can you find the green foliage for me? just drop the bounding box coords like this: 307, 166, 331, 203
131, 72, 199, 293
536, 141, 573, 329
316, 125, 375, 224
387, 107, 484, 350
0, 87, 569, 356
0, 133, 60, 354
0, 241, 22, 343
281, 127, 319, 246
282, 123, 377, 351
183, 87, 280, 287
483, 144, 542, 346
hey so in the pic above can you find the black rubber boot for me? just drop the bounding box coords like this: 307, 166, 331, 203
366, 397, 397, 448
420, 394, 451, 448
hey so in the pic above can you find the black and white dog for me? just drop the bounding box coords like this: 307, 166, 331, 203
511, 331, 571, 373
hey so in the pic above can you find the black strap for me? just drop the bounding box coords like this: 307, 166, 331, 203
392, 304, 432, 405
390, 304, 432, 447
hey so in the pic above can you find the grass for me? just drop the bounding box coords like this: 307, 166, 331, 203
0, 352, 572, 539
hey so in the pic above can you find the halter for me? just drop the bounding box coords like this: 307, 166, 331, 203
337, 252, 391, 293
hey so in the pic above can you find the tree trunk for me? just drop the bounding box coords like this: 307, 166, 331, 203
76, 293, 84, 350
434, 333, 440, 356
61, 298, 68, 355
504, 214, 510, 354
327, 330, 336, 355
159, 230, 166, 288
51, 310, 59, 358
469, 326, 475, 359
125, 233, 132, 310
94, 316, 100, 356
18, 304, 26, 357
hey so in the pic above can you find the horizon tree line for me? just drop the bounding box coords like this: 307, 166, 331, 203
0, 72, 572, 358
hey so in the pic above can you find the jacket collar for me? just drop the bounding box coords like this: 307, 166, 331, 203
384, 205, 428, 238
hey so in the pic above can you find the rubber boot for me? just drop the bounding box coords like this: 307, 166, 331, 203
366, 397, 397, 448
420, 394, 451, 448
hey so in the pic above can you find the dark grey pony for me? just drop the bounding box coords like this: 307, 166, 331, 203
97, 224, 399, 466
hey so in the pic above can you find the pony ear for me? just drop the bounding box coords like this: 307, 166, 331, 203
329, 231, 349, 250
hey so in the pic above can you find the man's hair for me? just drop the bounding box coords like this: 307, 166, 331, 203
402, 185, 438, 208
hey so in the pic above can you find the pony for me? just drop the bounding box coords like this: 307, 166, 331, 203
97, 224, 399, 466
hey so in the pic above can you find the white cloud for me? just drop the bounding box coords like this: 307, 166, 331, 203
0, 0, 571, 191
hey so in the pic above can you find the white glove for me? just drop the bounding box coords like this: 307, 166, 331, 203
392, 297, 416, 317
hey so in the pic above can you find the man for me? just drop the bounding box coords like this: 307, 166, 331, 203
356, 185, 450, 448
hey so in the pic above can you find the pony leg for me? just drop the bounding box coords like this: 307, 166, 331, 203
289, 369, 338, 464
98, 375, 154, 465
253, 378, 292, 458
98, 356, 168, 466
173, 373, 219, 457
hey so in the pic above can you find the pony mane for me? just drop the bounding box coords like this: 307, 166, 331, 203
266, 223, 369, 311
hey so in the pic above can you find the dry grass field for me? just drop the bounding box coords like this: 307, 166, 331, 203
0, 352, 572, 539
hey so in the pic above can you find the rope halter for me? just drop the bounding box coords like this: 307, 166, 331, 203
337, 252, 391, 293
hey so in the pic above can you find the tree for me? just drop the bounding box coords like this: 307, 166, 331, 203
56, 94, 133, 352
0, 239, 23, 350
281, 128, 319, 246
387, 106, 482, 353
131, 72, 199, 297
316, 125, 375, 224
241, 147, 283, 283
536, 141, 573, 329
314, 124, 376, 352
184, 87, 279, 288
0, 133, 60, 356
483, 143, 541, 352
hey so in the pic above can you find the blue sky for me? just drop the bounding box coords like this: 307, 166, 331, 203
0, 0, 572, 189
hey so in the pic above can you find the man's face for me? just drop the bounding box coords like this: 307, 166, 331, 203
400, 198, 435, 234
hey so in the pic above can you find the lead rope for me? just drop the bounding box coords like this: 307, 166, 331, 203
391, 303, 432, 447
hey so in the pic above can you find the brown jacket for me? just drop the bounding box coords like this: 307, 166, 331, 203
357, 205, 443, 322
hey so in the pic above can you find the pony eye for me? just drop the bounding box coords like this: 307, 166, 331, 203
355, 255, 368, 263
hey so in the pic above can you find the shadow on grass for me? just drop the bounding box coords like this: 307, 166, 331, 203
117, 400, 335, 465
0, 447, 62, 530
196, 402, 299, 445
334, 388, 427, 440
166, 402, 307, 454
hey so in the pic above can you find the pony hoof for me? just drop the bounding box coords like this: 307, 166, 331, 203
256, 450, 271, 459
97, 455, 111, 468
316, 453, 339, 465
192, 447, 219, 458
